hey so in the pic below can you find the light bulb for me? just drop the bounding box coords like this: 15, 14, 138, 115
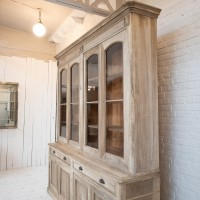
33, 22, 46, 37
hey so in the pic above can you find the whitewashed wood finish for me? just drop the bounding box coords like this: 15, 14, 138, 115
58, 161, 71, 200
0, 55, 57, 170
101, 31, 126, 169
48, 144, 160, 200
60, 56, 82, 149
82, 46, 101, 157
57, 64, 68, 144
50, 2, 161, 200
49, 156, 59, 195
73, 173, 90, 200
129, 14, 159, 173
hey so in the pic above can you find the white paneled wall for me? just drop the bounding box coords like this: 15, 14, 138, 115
0, 56, 57, 170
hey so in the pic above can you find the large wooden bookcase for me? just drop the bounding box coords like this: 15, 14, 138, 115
48, 2, 161, 200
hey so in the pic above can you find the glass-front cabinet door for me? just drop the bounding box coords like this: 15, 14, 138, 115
58, 56, 81, 146
102, 31, 126, 161
58, 36, 125, 160
105, 42, 124, 158
83, 46, 100, 153
59, 68, 67, 140
70, 63, 79, 143
86, 54, 99, 149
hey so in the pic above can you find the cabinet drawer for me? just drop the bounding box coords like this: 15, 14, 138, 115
73, 162, 116, 194
50, 148, 71, 165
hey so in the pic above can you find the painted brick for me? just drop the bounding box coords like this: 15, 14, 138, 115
158, 0, 200, 199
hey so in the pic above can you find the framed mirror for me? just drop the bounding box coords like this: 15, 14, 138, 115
0, 82, 18, 128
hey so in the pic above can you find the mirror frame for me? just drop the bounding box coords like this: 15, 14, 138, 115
0, 82, 18, 129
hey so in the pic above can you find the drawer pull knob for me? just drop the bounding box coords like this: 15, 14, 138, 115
53, 151, 55, 154
63, 157, 66, 161
79, 166, 83, 171
99, 178, 105, 184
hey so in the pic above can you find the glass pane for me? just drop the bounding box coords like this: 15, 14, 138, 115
71, 125, 79, 142
70, 64, 79, 142
87, 103, 98, 148
87, 128, 98, 149
106, 101, 124, 157
71, 64, 79, 103
86, 54, 99, 149
71, 105, 79, 124
87, 103, 98, 126
0, 83, 18, 128
60, 69, 67, 138
106, 102, 123, 128
60, 69, 67, 103
106, 43, 123, 100
106, 130, 124, 157
87, 55, 98, 102
60, 105, 66, 138
105, 42, 124, 157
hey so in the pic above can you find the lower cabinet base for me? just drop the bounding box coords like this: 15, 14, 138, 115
47, 187, 59, 200
48, 145, 160, 200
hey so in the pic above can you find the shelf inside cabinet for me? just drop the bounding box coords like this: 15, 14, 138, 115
87, 101, 98, 104
106, 99, 123, 103
106, 71, 122, 80
71, 122, 79, 126
88, 77, 98, 82
88, 124, 98, 129
107, 126, 123, 132
70, 103, 79, 105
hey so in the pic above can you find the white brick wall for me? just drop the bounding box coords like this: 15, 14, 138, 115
157, 0, 200, 199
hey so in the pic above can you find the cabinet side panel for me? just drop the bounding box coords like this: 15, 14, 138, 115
126, 179, 153, 199
131, 14, 159, 172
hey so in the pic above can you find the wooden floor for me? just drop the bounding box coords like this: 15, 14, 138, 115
0, 166, 51, 200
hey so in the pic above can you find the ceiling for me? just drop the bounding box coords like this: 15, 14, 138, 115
0, 0, 181, 42
0, 0, 73, 38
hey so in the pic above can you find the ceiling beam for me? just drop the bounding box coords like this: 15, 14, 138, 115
46, 0, 119, 16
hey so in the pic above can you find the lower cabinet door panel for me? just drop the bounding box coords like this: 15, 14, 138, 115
49, 156, 59, 195
74, 174, 90, 200
58, 163, 70, 200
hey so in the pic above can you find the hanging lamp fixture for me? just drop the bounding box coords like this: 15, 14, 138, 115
33, 8, 46, 37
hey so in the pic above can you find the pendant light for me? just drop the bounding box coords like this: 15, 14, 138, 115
33, 8, 46, 37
